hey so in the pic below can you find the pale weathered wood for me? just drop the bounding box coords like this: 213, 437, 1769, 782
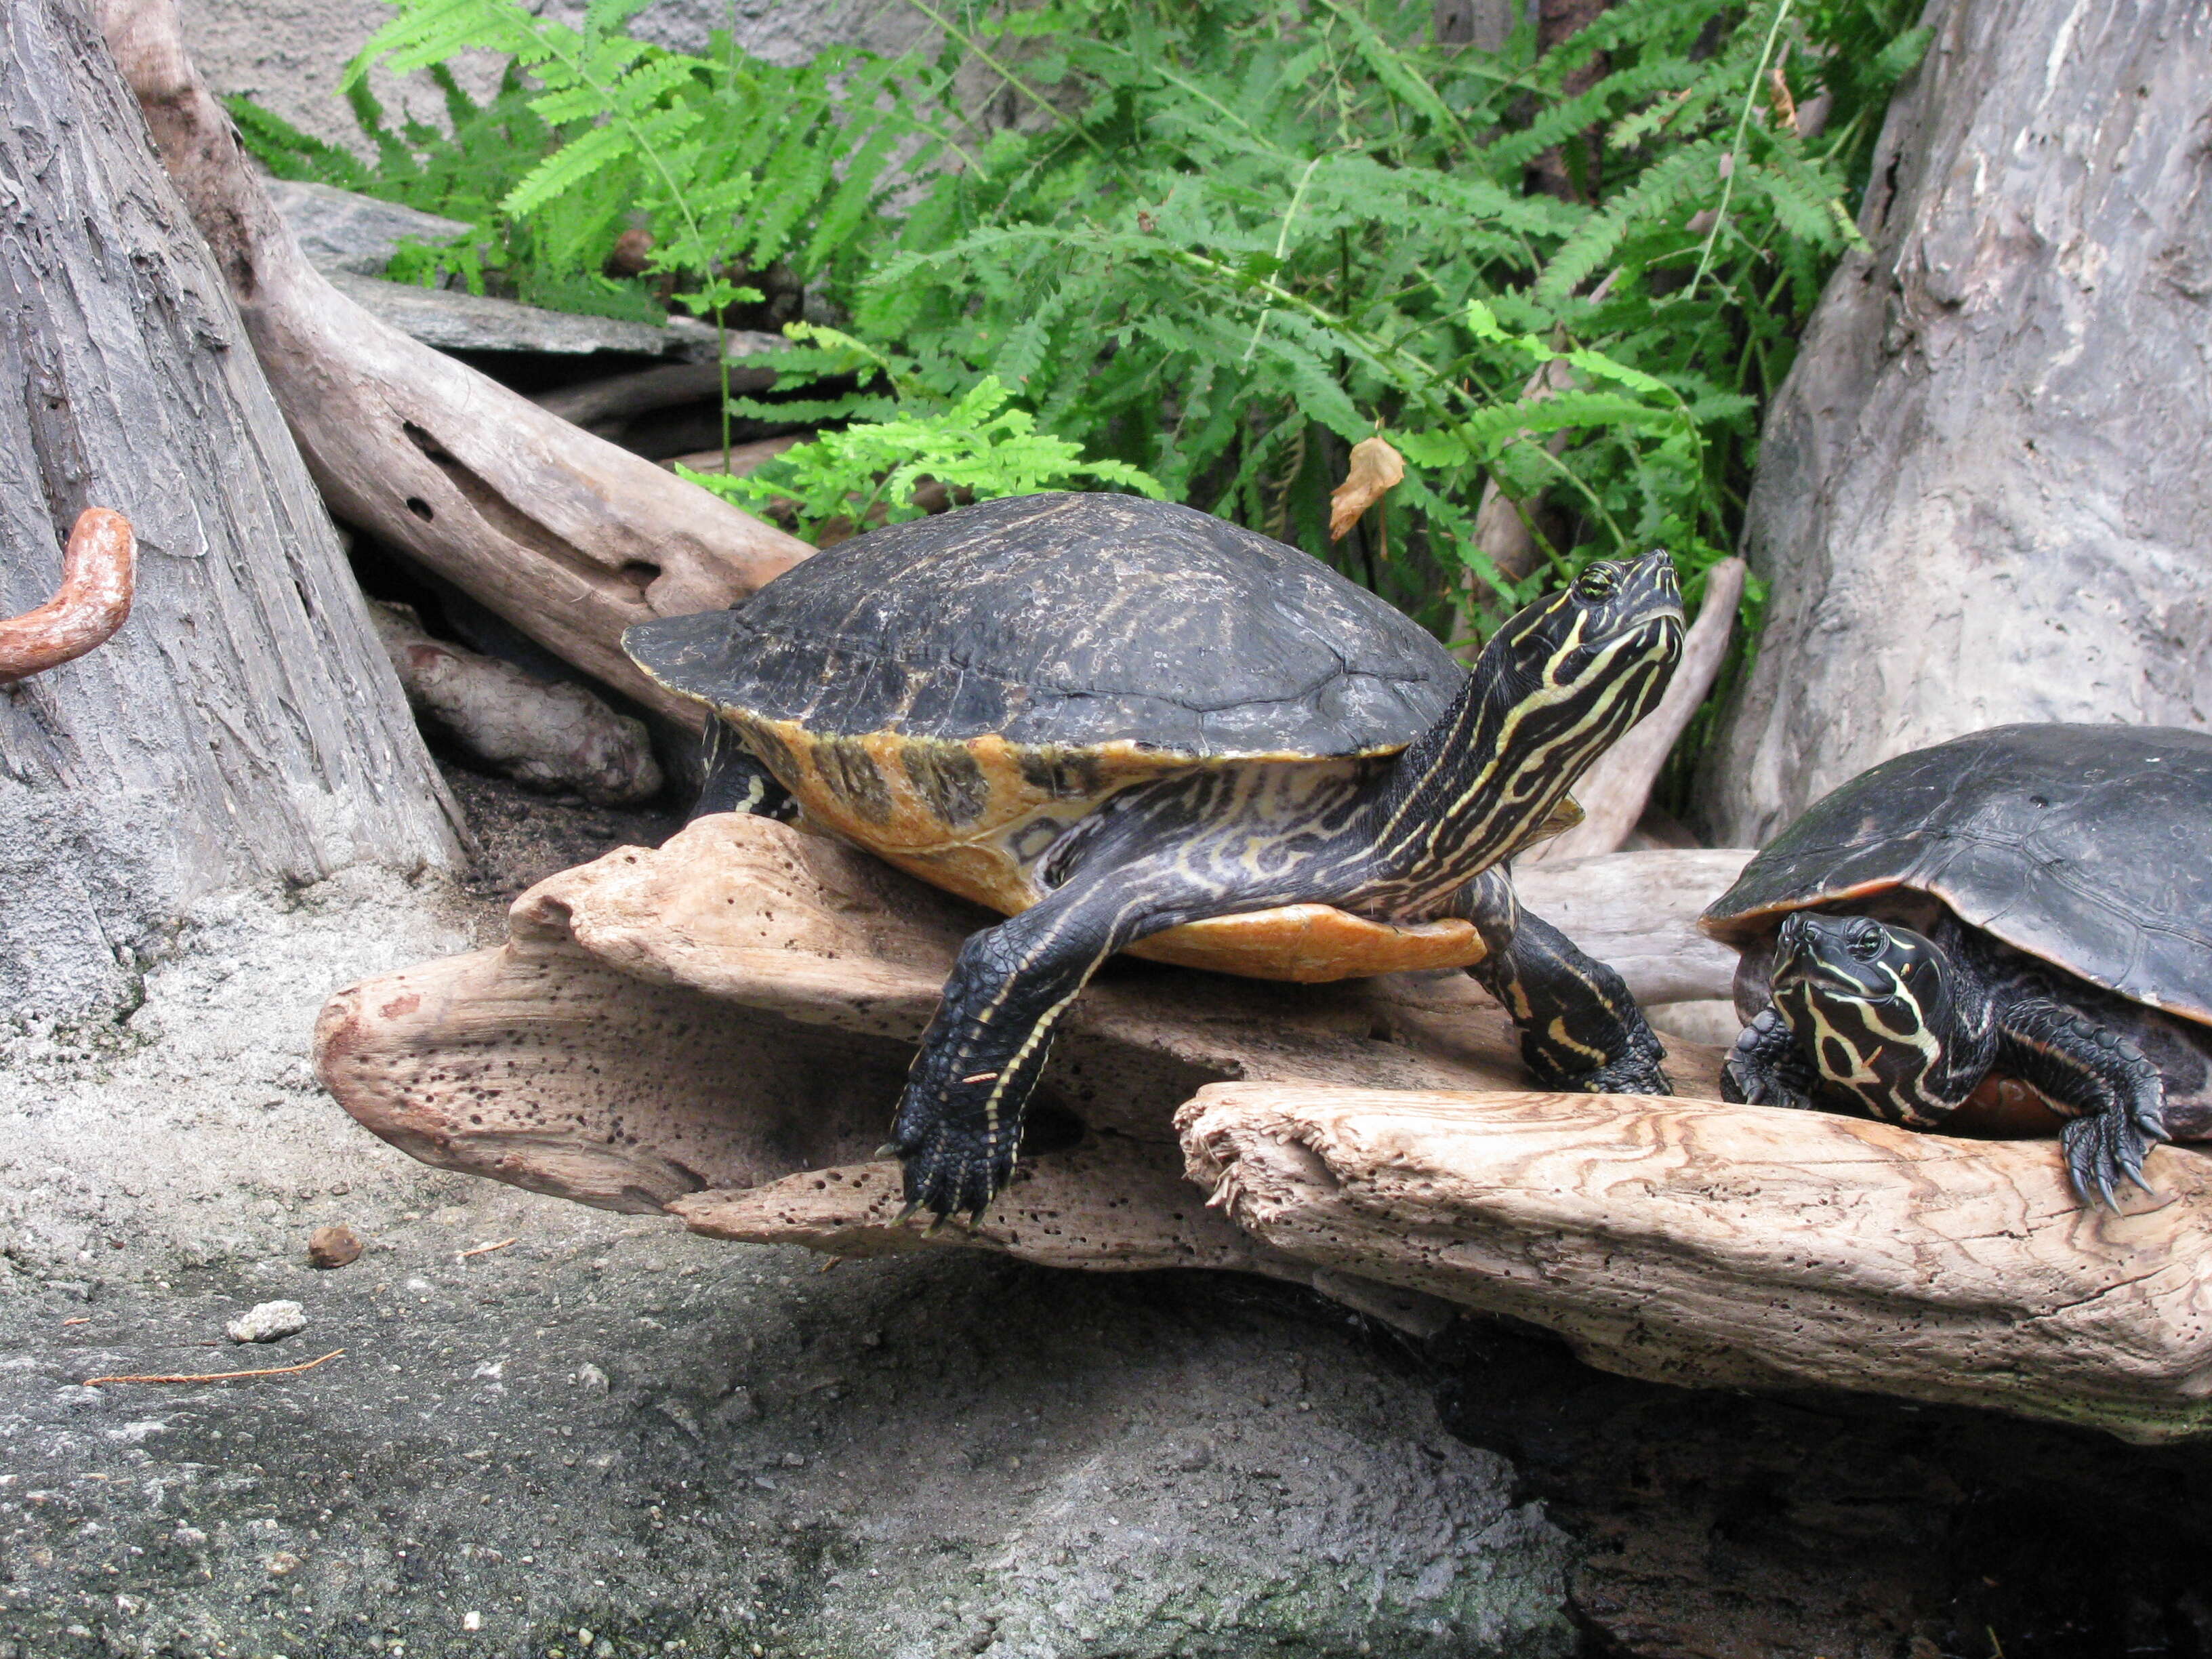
1702, 0, 2212, 843
1525, 557, 1744, 864
312, 815, 1732, 1210
670, 1147, 1463, 1336
97, 0, 814, 728
0, 0, 462, 1019
369, 601, 662, 805
1179, 1081, 2212, 1442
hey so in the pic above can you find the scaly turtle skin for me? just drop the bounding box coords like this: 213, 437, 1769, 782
1701, 723, 2212, 1208
628, 493, 1685, 1220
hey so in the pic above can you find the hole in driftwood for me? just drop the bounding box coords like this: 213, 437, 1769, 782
405, 497, 434, 523
620, 561, 661, 593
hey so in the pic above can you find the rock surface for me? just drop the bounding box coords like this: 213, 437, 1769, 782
1701, 0, 2212, 843
323, 269, 720, 361
264, 178, 473, 276
224, 1298, 307, 1343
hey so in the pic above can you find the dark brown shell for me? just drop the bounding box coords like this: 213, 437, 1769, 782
623, 492, 1462, 760
1700, 724, 2212, 1028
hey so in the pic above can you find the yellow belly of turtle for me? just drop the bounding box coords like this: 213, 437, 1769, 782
733, 719, 1488, 985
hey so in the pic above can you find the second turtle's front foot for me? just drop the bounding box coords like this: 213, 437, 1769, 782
1719, 1007, 1820, 1111
884, 1090, 1017, 1225
2061, 1106, 2167, 1212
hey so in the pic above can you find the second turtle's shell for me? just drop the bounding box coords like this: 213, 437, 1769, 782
626, 493, 1496, 981
1700, 723, 2212, 1029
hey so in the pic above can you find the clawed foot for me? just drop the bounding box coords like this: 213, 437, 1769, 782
882, 1094, 1016, 1225
1719, 1057, 1816, 1112
2061, 1107, 2167, 1211
1574, 1048, 1673, 1097
1718, 1010, 1820, 1111
1530, 1028, 1673, 1097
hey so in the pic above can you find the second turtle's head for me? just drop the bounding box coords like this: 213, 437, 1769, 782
1769, 912, 1960, 1123
1486, 550, 1685, 750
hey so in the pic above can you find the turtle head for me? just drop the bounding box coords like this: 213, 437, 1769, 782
1767, 912, 1969, 1124
1490, 550, 1685, 720
1365, 550, 1684, 889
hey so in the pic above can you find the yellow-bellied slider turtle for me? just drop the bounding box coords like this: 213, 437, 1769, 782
1701, 723, 2212, 1207
626, 493, 1684, 1219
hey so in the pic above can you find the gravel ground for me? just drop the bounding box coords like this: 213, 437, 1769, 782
0, 773, 1577, 1659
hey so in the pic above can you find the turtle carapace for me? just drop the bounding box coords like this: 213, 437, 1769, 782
627, 493, 1686, 1220
1702, 723, 2212, 1208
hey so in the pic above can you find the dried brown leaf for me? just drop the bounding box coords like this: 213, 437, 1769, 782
1328, 437, 1406, 542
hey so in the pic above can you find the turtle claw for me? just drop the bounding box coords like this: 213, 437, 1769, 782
2062, 1111, 2162, 1212
893, 1201, 922, 1227
884, 1105, 1016, 1227
874, 1143, 902, 1161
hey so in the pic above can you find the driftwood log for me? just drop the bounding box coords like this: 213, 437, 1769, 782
1181, 1083, 2212, 1443
314, 818, 1738, 1327
315, 814, 2212, 1436
368, 601, 662, 805
97, 0, 813, 728
3, 0, 463, 1021
1702, 0, 2212, 843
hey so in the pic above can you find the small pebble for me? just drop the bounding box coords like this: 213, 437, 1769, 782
226, 1300, 306, 1344
573, 1363, 610, 1395
710, 1387, 759, 1425
308, 1225, 363, 1269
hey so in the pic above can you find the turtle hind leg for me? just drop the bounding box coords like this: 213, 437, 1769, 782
1457, 870, 1671, 1096
691, 715, 794, 821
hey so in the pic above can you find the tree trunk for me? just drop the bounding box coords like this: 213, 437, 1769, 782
0, 0, 462, 1020
1700, 0, 2212, 844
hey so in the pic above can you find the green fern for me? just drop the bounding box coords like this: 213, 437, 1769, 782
254, 0, 1929, 798
682, 373, 1166, 541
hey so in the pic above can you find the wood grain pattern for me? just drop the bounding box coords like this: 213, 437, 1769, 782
1179, 1082, 2212, 1441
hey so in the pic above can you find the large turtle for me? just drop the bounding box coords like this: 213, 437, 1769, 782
1702, 723, 2212, 1208
625, 492, 1685, 1220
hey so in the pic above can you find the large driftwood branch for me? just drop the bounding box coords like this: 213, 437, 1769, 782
1525, 556, 1745, 864
0, 509, 136, 684
95, 0, 811, 726
314, 819, 2212, 1438
1179, 1082, 2212, 1443
313, 818, 1736, 1321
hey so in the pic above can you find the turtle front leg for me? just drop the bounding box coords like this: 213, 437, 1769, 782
1720, 1004, 1822, 1111
887, 855, 1273, 1221
1459, 871, 1671, 1096
1995, 998, 2169, 1208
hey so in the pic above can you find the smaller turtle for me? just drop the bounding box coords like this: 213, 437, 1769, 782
1700, 724, 2212, 1207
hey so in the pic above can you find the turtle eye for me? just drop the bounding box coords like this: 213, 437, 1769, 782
1847, 924, 1884, 962
1575, 565, 1618, 601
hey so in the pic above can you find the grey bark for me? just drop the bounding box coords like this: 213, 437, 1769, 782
1701, 0, 2212, 845
0, 0, 462, 1021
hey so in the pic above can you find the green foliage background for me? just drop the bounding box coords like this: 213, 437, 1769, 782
240, 0, 1929, 790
